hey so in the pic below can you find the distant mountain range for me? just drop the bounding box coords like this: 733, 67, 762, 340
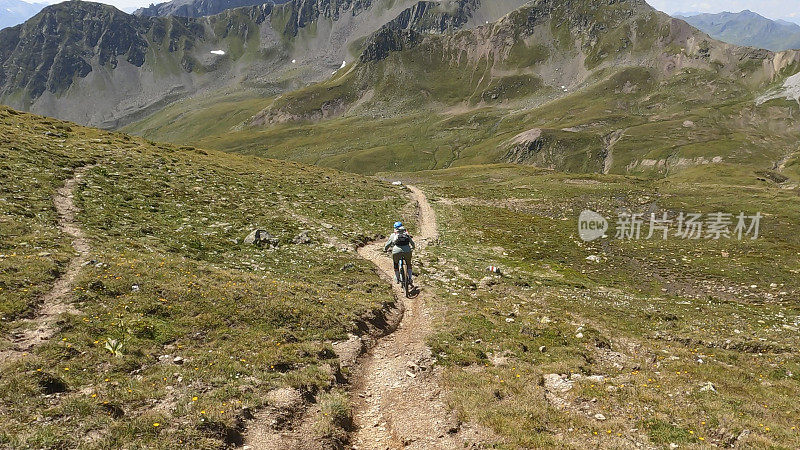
676, 10, 800, 51
0, 0, 47, 29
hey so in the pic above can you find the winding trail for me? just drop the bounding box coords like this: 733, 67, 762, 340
349, 186, 484, 449
242, 185, 490, 449
0, 166, 91, 363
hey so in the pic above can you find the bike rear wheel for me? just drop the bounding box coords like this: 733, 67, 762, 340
399, 260, 410, 298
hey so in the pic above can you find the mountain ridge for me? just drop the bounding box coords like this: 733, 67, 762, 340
0, 0, 527, 127
189, 0, 800, 178
134, 0, 291, 18
676, 10, 800, 51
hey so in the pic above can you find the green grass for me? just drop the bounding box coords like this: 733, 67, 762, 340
391, 164, 800, 448
0, 106, 412, 448
122, 91, 275, 144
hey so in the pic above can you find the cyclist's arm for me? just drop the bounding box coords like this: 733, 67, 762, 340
383, 235, 395, 252
409, 237, 416, 250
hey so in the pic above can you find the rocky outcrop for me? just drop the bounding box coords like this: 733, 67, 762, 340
360, 0, 482, 62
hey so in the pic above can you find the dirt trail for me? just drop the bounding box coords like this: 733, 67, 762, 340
349, 185, 485, 449
242, 185, 489, 449
0, 166, 91, 363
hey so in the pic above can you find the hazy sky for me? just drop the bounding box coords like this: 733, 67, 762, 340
27, 0, 800, 20
647, 0, 800, 21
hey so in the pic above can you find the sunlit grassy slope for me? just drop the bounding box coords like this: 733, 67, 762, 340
0, 106, 412, 448
397, 165, 800, 448
124, 0, 800, 181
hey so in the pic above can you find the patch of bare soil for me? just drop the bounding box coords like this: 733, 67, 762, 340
0, 166, 92, 365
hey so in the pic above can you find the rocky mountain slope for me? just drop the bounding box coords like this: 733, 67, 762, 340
135, 0, 290, 18
677, 10, 800, 52
0, 0, 527, 128
152, 0, 797, 178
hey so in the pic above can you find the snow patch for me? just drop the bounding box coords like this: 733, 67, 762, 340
756, 72, 800, 105
210, 50, 226, 56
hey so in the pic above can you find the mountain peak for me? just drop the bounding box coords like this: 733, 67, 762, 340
678, 10, 800, 51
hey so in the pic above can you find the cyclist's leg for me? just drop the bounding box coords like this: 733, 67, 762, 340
403, 251, 413, 285
392, 252, 402, 283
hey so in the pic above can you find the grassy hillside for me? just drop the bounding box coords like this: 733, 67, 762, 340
397, 165, 800, 448
127, 0, 800, 182
0, 106, 411, 448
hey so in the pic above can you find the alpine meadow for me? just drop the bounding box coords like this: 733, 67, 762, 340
1, 0, 800, 449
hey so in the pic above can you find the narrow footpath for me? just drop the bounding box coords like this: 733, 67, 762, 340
350, 185, 486, 449
0, 166, 91, 364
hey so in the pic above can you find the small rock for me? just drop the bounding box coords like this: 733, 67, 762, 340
543, 374, 573, 393
586, 255, 601, 263
699, 381, 717, 393
505, 317, 515, 323
575, 332, 584, 339
173, 356, 184, 365
682, 120, 695, 128
540, 316, 552, 324
538, 345, 547, 353
131, 284, 140, 292
594, 413, 606, 421
405, 370, 417, 378
737, 429, 751, 441
292, 230, 312, 245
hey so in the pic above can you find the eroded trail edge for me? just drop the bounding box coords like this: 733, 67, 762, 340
349, 185, 485, 449
0, 166, 92, 363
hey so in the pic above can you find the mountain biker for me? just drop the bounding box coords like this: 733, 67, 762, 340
384, 221, 415, 285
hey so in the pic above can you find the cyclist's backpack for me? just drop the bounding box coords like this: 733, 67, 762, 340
395, 232, 411, 246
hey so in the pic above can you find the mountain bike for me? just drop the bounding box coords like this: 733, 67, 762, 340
398, 258, 412, 298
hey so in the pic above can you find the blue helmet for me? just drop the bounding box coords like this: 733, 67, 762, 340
393, 221, 403, 229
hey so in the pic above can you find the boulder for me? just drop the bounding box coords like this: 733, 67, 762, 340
244, 229, 279, 248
